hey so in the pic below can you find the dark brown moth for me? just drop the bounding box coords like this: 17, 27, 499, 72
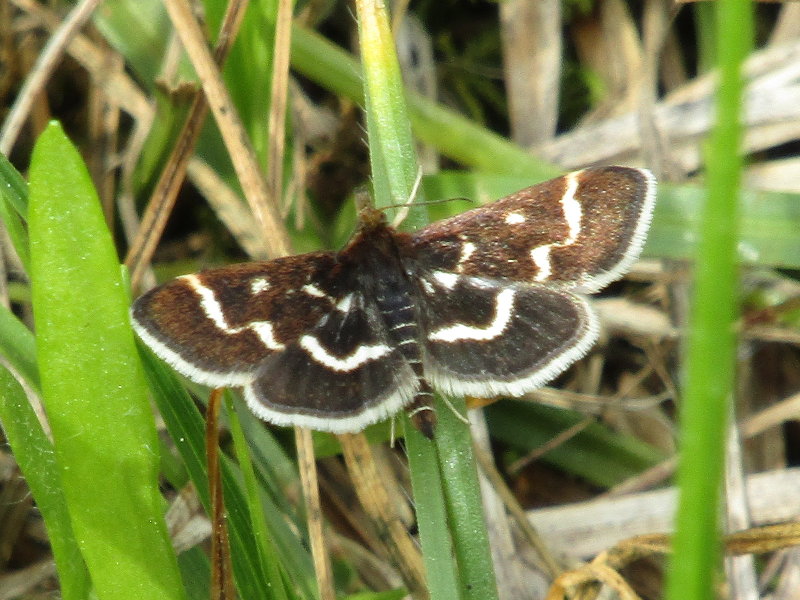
131, 166, 656, 436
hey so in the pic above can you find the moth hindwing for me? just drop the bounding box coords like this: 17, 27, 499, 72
131, 166, 656, 435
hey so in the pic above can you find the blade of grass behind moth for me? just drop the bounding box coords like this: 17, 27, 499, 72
403, 419, 461, 600
297, 427, 336, 600
125, 0, 250, 290
434, 396, 499, 600
0, 366, 92, 599
207, 388, 236, 600
339, 433, 428, 599
225, 392, 290, 600
355, 0, 426, 225
163, 0, 290, 257
140, 347, 291, 598
353, 3, 443, 597
0, 153, 31, 273
356, 4, 501, 599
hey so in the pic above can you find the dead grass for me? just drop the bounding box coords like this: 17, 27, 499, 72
1, 1, 800, 599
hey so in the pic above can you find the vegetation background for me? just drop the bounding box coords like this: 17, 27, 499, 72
0, 0, 799, 599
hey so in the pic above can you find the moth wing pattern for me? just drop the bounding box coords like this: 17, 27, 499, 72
131, 252, 343, 387
410, 166, 656, 293
408, 166, 655, 401
415, 273, 598, 398
243, 293, 419, 432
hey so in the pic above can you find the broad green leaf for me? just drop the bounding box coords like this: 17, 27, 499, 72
29, 122, 185, 600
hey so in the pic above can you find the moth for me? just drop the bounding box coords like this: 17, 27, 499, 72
131, 166, 656, 437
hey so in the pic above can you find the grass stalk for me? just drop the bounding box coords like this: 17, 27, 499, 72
665, 1, 752, 598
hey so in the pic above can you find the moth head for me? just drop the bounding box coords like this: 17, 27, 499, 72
354, 187, 388, 230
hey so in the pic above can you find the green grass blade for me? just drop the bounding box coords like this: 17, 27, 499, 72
226, 393, 291, 600
403, 421, 462, 600
486, 401, 665, 488
177, 548, 212, 600
0, 152, 31, 272
356, 4, 497, 597
433, 397, 498, 600
138, 348, 270, 599
139, 348, 317, 599
0, 366, 92, 599
0, 304, 39, 389
407, 95, 556, 179
0, 151, 28, 215
666, 1, 752, 599
28, 122, 185, 600
356, 0, 425, 224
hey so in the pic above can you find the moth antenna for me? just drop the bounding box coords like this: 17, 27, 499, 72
383, 196, 473, 211
391, 167, 424, 228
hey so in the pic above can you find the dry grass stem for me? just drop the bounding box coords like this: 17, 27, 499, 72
547, 523, 800, 600
85, 43, 123, 227
206, 389, 236, 600
339, 433, 428, 599
723, 417, 759, 599
186, 158, 271, 260
0, 0, 103, 155
499, 0, 561, 146
741, 390, 800, 438
296, 428, 336, 600
536, 38, 800, 179
163, 0, 290, 257
124, 0, 250, 289
266, 0, 294, 215
529, 468, 800, 561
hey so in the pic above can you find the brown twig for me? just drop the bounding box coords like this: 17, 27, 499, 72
206, 389, 236, 600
